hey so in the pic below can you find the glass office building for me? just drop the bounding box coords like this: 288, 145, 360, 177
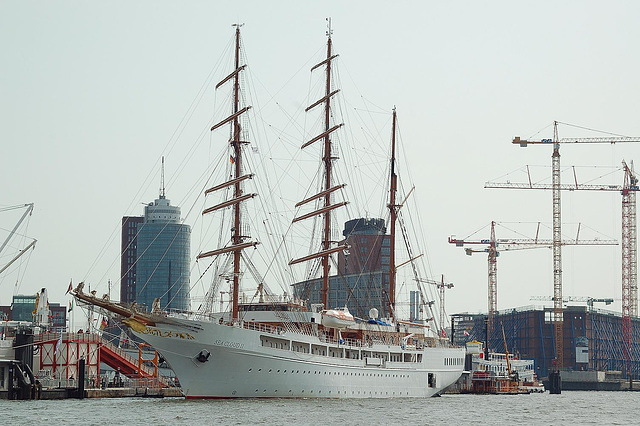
126, 194, 191, 312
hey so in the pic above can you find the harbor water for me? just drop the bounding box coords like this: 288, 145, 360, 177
2, 391, 638, 425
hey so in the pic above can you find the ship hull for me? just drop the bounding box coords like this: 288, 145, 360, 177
132, 318, 465, 398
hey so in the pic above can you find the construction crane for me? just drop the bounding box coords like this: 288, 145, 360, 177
621, 161, 637, 367
503, 121, 640, 370
417, 275, 453, 337
449, 220, 616, 344
486, 159, 639, 369
0, 203, 36, 277
530, 295, 614, 309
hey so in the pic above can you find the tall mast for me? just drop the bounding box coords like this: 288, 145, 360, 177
320, 20, 334, 308
231, 24, 243, 321
290, 18, 348, 308
200, 24, 258, 322
388, 108, 398, 319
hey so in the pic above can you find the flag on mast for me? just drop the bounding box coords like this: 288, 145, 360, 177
66, 279, 73, 294
55, 332, 63, 355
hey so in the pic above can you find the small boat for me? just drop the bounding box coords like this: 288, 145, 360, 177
459, 340, 544, 394
321, 307, 355, 329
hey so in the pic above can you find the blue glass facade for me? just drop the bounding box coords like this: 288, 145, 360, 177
122, 194, 191, 312
136, 222, 190, 311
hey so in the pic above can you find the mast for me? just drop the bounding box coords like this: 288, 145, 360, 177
388, 108, 398, 319
200, 24, 258, 322
231, 24, 242, 321
160, 156, 166, 198
290, 18, 347, 309
320, 21, 334, 309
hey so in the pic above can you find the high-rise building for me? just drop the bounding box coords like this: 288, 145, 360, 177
136, 194, 191, 311
292, 217, 391, 318
120, 174, 191, 312
120, 216, 143, 305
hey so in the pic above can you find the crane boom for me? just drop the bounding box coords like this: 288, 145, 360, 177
514, 136, 640, 146
0, 203, 34, 256
0, 239, 37, 276
506, 122, 640, 374
450, 219, 617, 349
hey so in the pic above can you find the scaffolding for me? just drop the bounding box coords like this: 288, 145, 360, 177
452, 305, 640, 378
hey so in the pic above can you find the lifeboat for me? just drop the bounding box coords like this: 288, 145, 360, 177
321, 307, 355, 329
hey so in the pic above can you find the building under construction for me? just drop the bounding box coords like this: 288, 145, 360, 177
452, 305, 640, 380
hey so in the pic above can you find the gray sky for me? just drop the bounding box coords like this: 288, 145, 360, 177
2, 1, 640, 327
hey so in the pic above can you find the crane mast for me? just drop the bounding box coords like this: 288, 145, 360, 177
510, 121, 640, 373
622, 160, 637, 371
487, 158, 639, 372
551, 122, 563, 370
449, 219, 617, 348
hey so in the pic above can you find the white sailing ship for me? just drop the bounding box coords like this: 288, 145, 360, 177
74, 22, 465, 399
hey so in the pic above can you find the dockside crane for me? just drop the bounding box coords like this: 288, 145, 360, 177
0, 203, 37, 277
486, 159, 639, 373
500, 121, 640, 377
416, 275, 453, 337
449, 220, 616, 346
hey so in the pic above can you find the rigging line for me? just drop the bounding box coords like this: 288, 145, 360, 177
527, 122, 555, 140
164, 62, 223, 185
556, 121, 631, 138
462, 222, 491, 240
352, 107, 391, 114
250, 205, 293, 294
487, 165, 541, 183
85, 39, 233, 289
245, 45, 324, 117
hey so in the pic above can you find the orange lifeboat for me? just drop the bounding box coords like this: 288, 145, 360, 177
321, 307, 355, 329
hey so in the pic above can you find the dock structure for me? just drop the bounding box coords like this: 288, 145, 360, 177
452, 305, 640, 387
1, 325, 178, 400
